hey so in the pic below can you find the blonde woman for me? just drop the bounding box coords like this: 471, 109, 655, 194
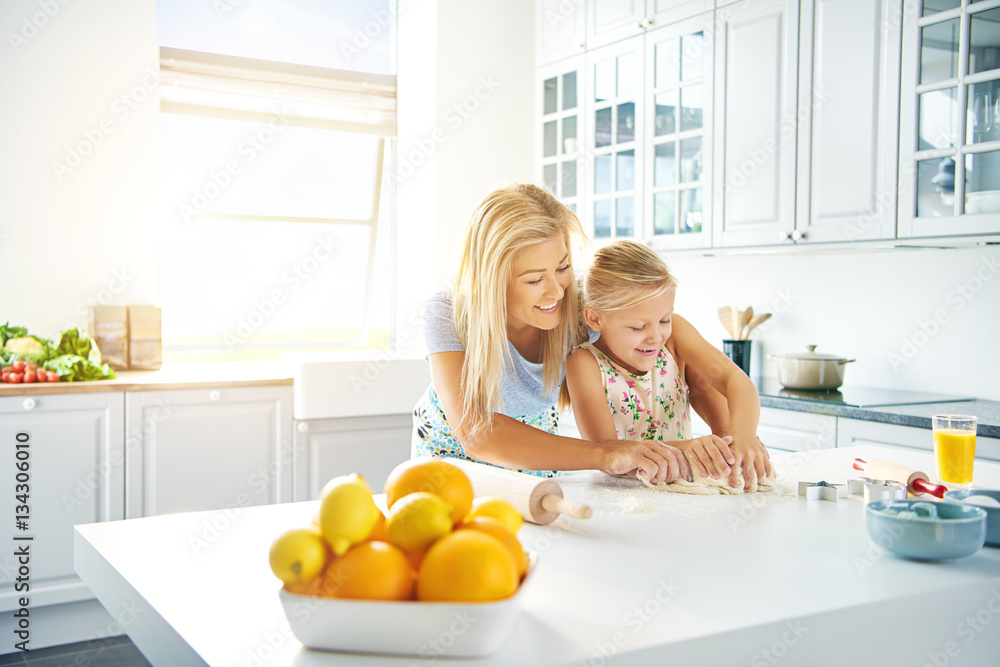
565, 241, 772, 490
412, 184, 690, 483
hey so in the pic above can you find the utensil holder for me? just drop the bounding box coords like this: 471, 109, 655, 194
723, 340, 751, 375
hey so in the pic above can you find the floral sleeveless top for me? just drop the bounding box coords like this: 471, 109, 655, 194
576, 342, 691, 441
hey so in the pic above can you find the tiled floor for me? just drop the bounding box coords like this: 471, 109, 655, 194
0, 636, 151, 667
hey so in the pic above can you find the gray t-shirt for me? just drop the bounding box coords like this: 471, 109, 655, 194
423, 291, 558, 418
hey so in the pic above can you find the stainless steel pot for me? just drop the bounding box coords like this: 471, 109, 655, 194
768, 345, 856, 390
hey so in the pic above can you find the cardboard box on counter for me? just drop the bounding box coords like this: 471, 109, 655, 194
90, 306, 129, 371
128, 306, 162, 370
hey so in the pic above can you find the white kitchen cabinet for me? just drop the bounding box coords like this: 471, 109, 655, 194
587, 0, 714, 51
794, 0, 901, 243
837, 417, 1000, 463
897, 0, 1000, 238
537, 0, 586, 66
692, 406, 836, 453
538, 55, 586, 215
124, 385, 293, 518
0, 392, 124, 612
292, 414, 412, 501
645, 13, 715, 249
713, 0, 799, 248
586, 36, 645, 240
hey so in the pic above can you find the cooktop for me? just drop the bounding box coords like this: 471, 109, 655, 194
753, 377, 974, 408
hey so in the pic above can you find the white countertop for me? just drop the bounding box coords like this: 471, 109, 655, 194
74, 446, 1000, 666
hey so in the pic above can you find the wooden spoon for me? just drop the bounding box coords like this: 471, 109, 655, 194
731, 308, 741, 342
739, 306, 753, 340
718, 306, 736, 338
744, 313, 772, 339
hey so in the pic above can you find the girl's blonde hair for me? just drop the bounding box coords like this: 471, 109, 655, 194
452, 183, 586, 436
581, 240, 677, 315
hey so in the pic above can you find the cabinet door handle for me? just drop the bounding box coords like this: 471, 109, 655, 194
208, 390, 221, 402
297, 422, 309, 433
22, 398, 36, 411
778, 231, 793, 242
792, 230, 805, 241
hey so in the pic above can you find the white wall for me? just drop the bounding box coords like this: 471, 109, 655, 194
0, 0, 159, 337
395, 0, 536, 357
669, 245, 1000, 401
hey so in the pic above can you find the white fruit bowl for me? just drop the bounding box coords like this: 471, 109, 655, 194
278, 552, 537, 658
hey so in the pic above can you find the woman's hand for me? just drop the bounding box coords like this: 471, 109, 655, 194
727, 435, 772, 490
671, 435, 735, 481
597, 440, 692, 485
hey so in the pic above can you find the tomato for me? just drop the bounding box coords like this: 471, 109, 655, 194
11, 360, 25, 373
1, 366, 10, 374
8, 373, 22, 383
1, 373, 9, 383
46, 371, 60, 382
23, 370, 36, 383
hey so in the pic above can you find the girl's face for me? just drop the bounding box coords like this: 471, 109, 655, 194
506, 235, 573, 334
587, 289, 675, 375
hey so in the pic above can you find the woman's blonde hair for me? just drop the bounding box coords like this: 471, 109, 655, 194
582, 240, 678, 314
452, 183, 585, 436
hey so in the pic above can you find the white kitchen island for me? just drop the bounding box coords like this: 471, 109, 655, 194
73, 446, 1000, 666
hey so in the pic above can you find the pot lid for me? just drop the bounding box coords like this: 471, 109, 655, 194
774, 345, 850, 361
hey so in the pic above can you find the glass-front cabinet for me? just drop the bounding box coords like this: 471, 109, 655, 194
899, 0, 1000, 237
537, 56, 585, 217
645, 15, 713, 250
587, 38, 642, 240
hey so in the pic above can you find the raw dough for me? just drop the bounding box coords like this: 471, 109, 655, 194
636, 452, 777, 495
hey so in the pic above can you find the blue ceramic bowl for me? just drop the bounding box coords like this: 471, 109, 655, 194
866, 499, 986, 561
944, 489, 1000, 547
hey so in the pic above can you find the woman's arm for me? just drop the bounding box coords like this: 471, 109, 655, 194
670, 315, 772, 487
429, 350, 688, 484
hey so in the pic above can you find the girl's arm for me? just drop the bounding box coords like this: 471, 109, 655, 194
670, 315, 772, 488
429, 350, 688, 484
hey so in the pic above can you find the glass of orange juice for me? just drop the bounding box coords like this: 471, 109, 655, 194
932, 414, 977, 488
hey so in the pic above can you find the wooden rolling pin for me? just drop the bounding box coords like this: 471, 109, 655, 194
450, 459, 593, 525
852, 458, 948, 498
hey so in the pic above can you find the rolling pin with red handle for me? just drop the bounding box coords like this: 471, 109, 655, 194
853, 458, 948, 498
450, 459, 593, 525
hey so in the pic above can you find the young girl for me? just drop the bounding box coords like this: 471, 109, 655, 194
565, 240, 771, 490
411, 184, 690, 484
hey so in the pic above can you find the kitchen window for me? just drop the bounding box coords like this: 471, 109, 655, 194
155, 0, 396, 361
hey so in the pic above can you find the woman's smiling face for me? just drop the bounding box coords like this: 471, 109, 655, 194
506, 235, 573, 335
588, 289, 675, 375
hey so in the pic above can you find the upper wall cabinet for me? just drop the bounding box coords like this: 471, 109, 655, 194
538, 55, 586, 215
713, 0, 799, 247
588, 0, 715, 51
538, 0, 586, 66
795, 0, 901, 244
898, 0, 1000, 238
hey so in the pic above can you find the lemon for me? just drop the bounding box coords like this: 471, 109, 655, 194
384, 459, 474, 525
465, 496, 523, 534
269, 528, 328, 587
318, 473, 381, 556
385, 492, 454, 555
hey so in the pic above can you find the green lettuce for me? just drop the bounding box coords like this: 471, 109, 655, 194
43, 354, 116, 382
53, 328, 102, 365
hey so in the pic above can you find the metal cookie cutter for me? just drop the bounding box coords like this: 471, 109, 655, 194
798, 481, 847, 502
847, 477, 908, 503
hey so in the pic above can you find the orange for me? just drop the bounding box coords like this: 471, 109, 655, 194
417, 531, 519, 602
368, 510, 389, 542
456, 517, 528, 578
384, 459, 474, 525
320, 541, 415, 601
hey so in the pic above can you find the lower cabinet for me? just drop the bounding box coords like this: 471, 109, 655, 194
0, 392, 125, 613
125, 385, 293, 518
837, 418, 1000, 463
692, 406, 837, 453
293, 414, 413, 501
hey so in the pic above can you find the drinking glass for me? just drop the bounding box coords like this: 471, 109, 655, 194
932, 414, 977, 488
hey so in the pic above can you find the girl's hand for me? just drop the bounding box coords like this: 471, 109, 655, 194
727, 435, 772, 490
598, 440, 692, 485
671, 435, 736, 481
